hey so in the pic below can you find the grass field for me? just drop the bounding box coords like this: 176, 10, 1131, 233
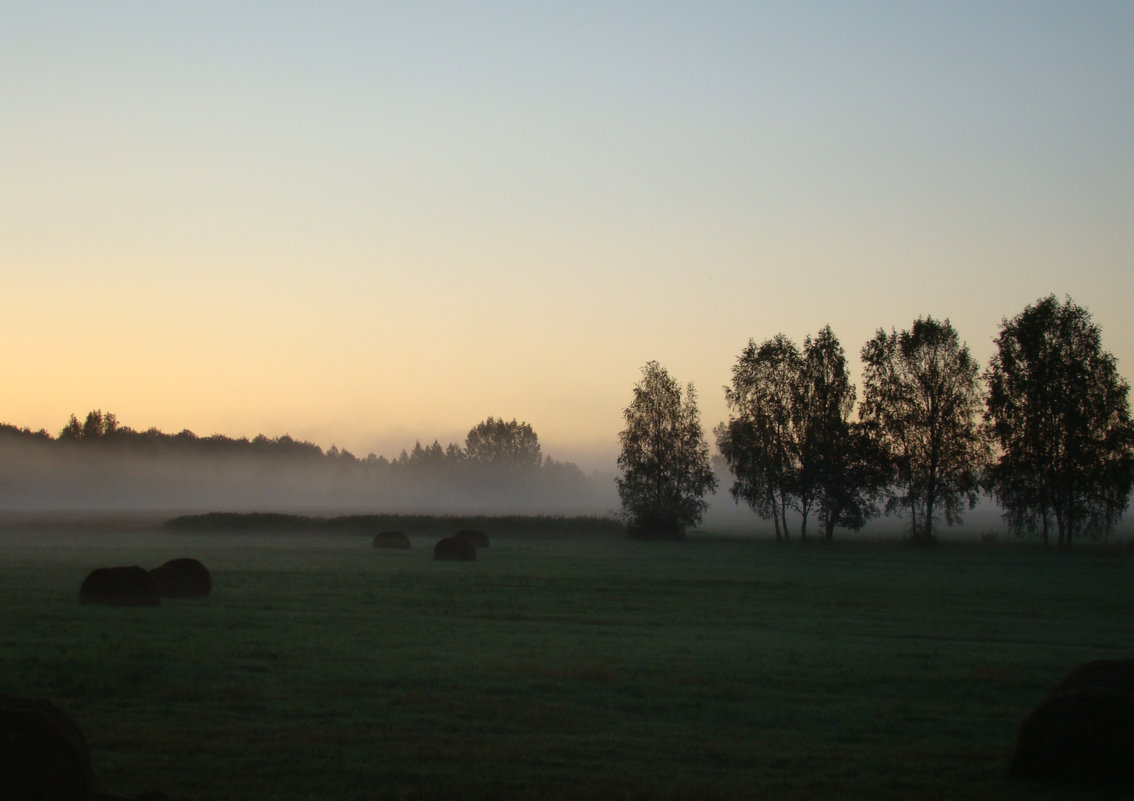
2, 522, 1132, 800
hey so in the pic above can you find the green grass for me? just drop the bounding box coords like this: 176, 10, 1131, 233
2, 526, 1132, 800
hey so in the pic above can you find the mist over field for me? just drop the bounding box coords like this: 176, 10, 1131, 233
0, 433, 618, 517
0, 431, 1023, 545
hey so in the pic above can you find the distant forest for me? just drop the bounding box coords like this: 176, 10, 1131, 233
0, 412, 612, 515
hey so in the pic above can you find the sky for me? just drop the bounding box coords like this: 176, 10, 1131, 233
3, 1, 1133, 472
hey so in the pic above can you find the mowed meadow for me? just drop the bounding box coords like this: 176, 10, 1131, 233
2, 522, 1133, 801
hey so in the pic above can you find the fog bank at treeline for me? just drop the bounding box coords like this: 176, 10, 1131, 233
0, 413, 620, 516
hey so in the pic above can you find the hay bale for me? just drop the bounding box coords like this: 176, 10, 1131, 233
79, 566, 160, 607
148, 558, 211, 599
372, 530, 411, 549
433, 537, 477, 562
453, 529, 490, 548
0, 694, 96, 801
1049, 659, 1134, 698
1010, 686, 1134, 785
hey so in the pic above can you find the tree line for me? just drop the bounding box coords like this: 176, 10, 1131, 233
0, 414, 597, 514
5, 413, 574, 477
618, 295, 1134, 548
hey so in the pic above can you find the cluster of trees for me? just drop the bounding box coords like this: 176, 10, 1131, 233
389, 417, 556, 475
617, 296, 1133, 547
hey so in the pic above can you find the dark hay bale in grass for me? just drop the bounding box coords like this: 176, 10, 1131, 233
0, 694, 96, 801
433, 537, 477, 562
1010, 686, 1134, 785
148, 558, 211, 599
1049, 659, 1134, 698
79, 566, 160, 607
453, 528, 490, 548
372, 530, 411, 549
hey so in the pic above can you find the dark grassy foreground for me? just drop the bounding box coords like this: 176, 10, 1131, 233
2, 525, 1132, 801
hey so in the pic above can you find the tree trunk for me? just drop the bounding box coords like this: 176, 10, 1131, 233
909, 486, 920, 542
923, 486, 935, 543
769, 487, 783, 541
1054, 504, 1068, 549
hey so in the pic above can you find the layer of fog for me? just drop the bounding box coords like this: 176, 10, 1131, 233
0, 431, 1031, 543
0, 434, 618, 517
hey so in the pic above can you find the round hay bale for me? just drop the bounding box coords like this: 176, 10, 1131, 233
372, 530, 411, 549
1050, 659, 1134, 698
453, 528, 490, 548
1010, 686, 1134, 785
148, 558, 211, 599
79, 566, 160, 607
0, 694, 96, 801
433, 537, 477, 562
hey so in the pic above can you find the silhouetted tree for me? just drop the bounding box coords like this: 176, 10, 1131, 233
985, 296, 1134, 547
59, 414, 83, 440
78, 409, 120, 438
859, 317, 987, 543
617, 361, 716, 539
81, 411, 103, 439
464, 418, 542, 471
800, 327, 883, 539
717, 334, 801, 539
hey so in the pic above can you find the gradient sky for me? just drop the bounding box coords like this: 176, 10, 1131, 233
4, 1, 1133, 471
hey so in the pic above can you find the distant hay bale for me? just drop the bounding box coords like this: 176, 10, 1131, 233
433, 537, 477, 562
1010, 659, 1134, 785
79, 566, 161, 607
372, 530, 411, 549
0, 694, 96, 801
148, 557, 212, 599
453, 528, 490, 548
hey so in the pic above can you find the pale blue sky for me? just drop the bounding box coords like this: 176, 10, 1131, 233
3, 1, 1132, 470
